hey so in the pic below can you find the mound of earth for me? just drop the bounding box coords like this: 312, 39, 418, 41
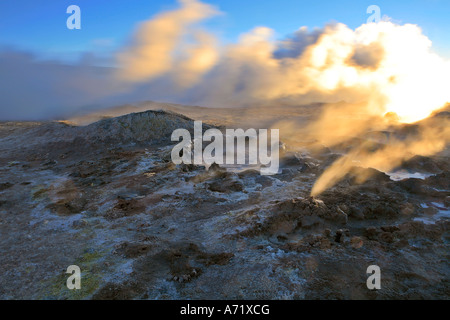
0, 110, 211, 163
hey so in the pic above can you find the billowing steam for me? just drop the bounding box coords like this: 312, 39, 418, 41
117, 0, 450, 124
117, 0, 220, 84
115, 0, 450, 195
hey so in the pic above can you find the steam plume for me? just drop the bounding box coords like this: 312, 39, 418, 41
114, 0, 450, 195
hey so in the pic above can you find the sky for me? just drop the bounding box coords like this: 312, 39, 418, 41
1, 0, 449, 62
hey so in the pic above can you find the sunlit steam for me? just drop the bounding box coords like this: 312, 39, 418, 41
116, 0, 450, 195
117, 0, 219, 83
310, 115, 450, 196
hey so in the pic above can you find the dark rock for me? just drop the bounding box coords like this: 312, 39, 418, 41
396, 178, 439, 196
280, 154, 305, 168
209, 163, 224, 172
364, 227, 379, 240
335, 229, 349, 243
396, 155, 448, 173
114, 242, 153, 258
180, 164, 196, 172
379, 232, 395, 243
424, 171, 450, 190
237, 169, 260, 178
381, 225, 400, 233
42, 160, 57, 166
348, 205, 365, 220
0, 182, 13, 191
347, 167, 391, 185
207, 172, 244, 193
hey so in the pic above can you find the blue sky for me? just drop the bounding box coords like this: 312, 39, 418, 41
1, 0, 449, 61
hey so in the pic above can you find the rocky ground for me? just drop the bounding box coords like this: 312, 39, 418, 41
0, 109, 448, 299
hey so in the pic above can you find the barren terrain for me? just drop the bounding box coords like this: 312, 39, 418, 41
0, 104, 448, 299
